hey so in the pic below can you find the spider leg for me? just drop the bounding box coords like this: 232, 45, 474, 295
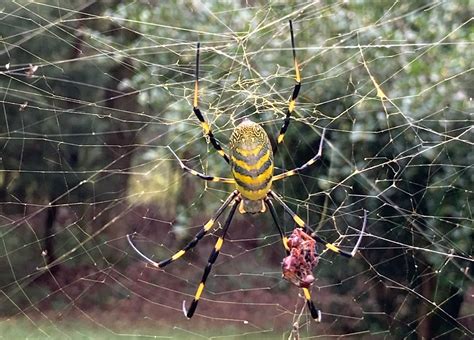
183, 196, 240, 318
193, 42, 230, 163
311, 209, 367, 257
168, 147, 235, 183
269, 191, 367, 258
127, 191, 239, 268
265, 198, 322, 321
265, 197, 290, 251
302, 288, 321, 322
273, 20, 301, 154
272, 128, 325, 181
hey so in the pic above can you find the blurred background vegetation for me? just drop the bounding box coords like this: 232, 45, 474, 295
0, 1, 472, 339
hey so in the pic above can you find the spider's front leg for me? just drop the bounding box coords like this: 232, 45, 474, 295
273, 20, 302, 154
192, 42, 230, 163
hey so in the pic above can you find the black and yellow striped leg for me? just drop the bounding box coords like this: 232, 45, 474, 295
127, 191, 239, 268
168, 147, 235, 183
269, 191, 367, 258
302, 288, 322, 321
312, 209, 367, 258
183, 197, 240, 318
265, 197, 322, 321
193, 42, 230, 163
273, 20, 301, 154
273, 128, 326, 181
265, 198, 290, 252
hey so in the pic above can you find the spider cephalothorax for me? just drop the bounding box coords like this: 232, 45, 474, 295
127, 20, 367, 322
229, 119, 274, 213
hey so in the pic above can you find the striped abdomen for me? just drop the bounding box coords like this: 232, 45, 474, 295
229, 119, 274, 213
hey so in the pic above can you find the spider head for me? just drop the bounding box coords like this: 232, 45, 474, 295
239, 199, 266, 214
230, 118, 270, 151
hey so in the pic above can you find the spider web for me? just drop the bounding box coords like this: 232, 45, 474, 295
0, 1, 472, 338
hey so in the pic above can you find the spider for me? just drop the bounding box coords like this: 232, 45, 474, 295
127, 20, 367, 322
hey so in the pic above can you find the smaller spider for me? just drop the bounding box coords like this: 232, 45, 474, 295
282, 228, 319, 289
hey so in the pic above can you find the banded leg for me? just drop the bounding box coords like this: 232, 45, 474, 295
265, 197, 322, 321
269, 191, 367, 258
273, 20, 301, 154
183, 197, 240, 318
193, 42, 230, 163
272, 129, 326, 181
265, 197, 289, 251
127, 191, 238, 268
168, 147, 235, 183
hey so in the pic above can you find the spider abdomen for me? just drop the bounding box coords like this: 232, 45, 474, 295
229, 119, 274, 213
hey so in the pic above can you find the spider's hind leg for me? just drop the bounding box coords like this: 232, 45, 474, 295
265, 197, 322, 322
127, 191, 239, 268
182, 196, 240, 318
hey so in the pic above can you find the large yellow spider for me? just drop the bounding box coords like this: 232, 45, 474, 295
127, 21, 367, 321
